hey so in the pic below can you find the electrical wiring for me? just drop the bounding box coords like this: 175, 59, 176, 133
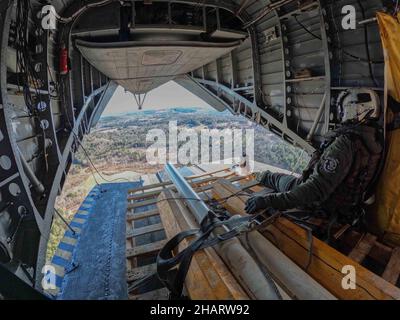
243, 0, 295, 29
357, 0, 379, 87
15, 0, 34, 114
329, 2, 344, 86
135, 188, 253, 207
57, 70, 130, 186
15, 0, 51, 172
54, 0, 113, 24
293, 15, 384, 65
54, 208, 76, 235
72, 132, 132, 184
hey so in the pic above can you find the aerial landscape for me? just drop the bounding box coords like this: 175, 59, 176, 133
46, 107, 309, 262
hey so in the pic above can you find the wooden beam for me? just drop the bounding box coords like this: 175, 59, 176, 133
127, 264, 157, 282
127, 198, 158, 209
382, 248, 400, 285
129, 181, 171, 194
130, 288, 170, 300
211, 181, 335, 300
126, 240, 167, 258
212, 179, 400, 300
337, 229, 393, 267
348, 233, 377, 263
193, 164, 207, 172
127, 174, 246, 202
126, 223, 164, 238
127, 175, 229, 198
157, 190, 249, 300
127, 209, 159, 221
186, 165, 228, 180
128, 169, 232, 194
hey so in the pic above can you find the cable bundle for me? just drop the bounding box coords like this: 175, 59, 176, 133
14, 0, 43, 115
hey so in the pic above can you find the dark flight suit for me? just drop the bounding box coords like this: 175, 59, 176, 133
251, 124, 383, 218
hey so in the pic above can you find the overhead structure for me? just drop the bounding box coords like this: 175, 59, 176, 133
0, 0, 394, 295
76, 39, 244, 95
133, 93, 147, 110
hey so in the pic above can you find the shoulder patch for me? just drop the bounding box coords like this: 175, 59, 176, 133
322, 157, 339, 173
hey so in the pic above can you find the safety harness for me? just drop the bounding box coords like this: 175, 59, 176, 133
128, 210, 261, 298
128, 207, 312, 299
302, 123, 383, 225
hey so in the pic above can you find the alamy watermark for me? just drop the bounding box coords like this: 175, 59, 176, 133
41, 5, 58, 30
341, 265, 357, 290
41, 265, 56, 291
146, 121, 254, 171
341, 5, 357, 30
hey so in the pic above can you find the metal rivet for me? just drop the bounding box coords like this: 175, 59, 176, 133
0, 155, 11, 170
36, 102, 47, 112
8, 183, 21, 197
35, 44, 43, 54
18, 206, 27, 216
34, 62, 42, 73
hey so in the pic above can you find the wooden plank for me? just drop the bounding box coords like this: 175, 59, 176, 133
188, 167, 232, 179
141, 174, 155, 187
129, 181, 172, 194
157, 190, 249, 300
127, 223, 164, 238
157, 191, 217, 300
126, 175, 244, 213
127, 264, 157, 282
187, 166, 206, 176
348, 233, 377, 263
193, 164, 207, 172
126, 240, 167, 258
127, 170, 235, 194
338, 230, 393, 267
127, 209, 159, 221
127, 198, 158, 209
212, 179, 400, 300
382, 248, 400, 285
212, 179, 250, 214
147, 173, 161, 185
128, 189, 165, 201
197, 162, 231, 173
127, 174, 244, 201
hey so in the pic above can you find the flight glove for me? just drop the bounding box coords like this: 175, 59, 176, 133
245, 196, 270, 214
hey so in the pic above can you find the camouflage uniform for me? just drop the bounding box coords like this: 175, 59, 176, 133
248, 123, 383, 219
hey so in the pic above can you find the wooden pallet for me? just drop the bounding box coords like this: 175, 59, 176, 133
233, 177, 400, 288
125, 169, 251, 299
212, 179, 400, 299
126, 169, 400, 299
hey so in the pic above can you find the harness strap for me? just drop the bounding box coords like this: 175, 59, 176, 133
128, 210, 317, 299
128, 212, 254, 299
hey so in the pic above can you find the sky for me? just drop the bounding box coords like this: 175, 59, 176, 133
102, 81, 212, 115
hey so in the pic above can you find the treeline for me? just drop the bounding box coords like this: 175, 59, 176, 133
75, 109, 309, 173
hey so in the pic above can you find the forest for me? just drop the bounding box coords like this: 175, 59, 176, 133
46, 108, 310, 261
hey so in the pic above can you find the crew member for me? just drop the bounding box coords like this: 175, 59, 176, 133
245, 89, 384, 225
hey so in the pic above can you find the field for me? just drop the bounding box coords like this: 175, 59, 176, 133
46, 107, 310, 261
